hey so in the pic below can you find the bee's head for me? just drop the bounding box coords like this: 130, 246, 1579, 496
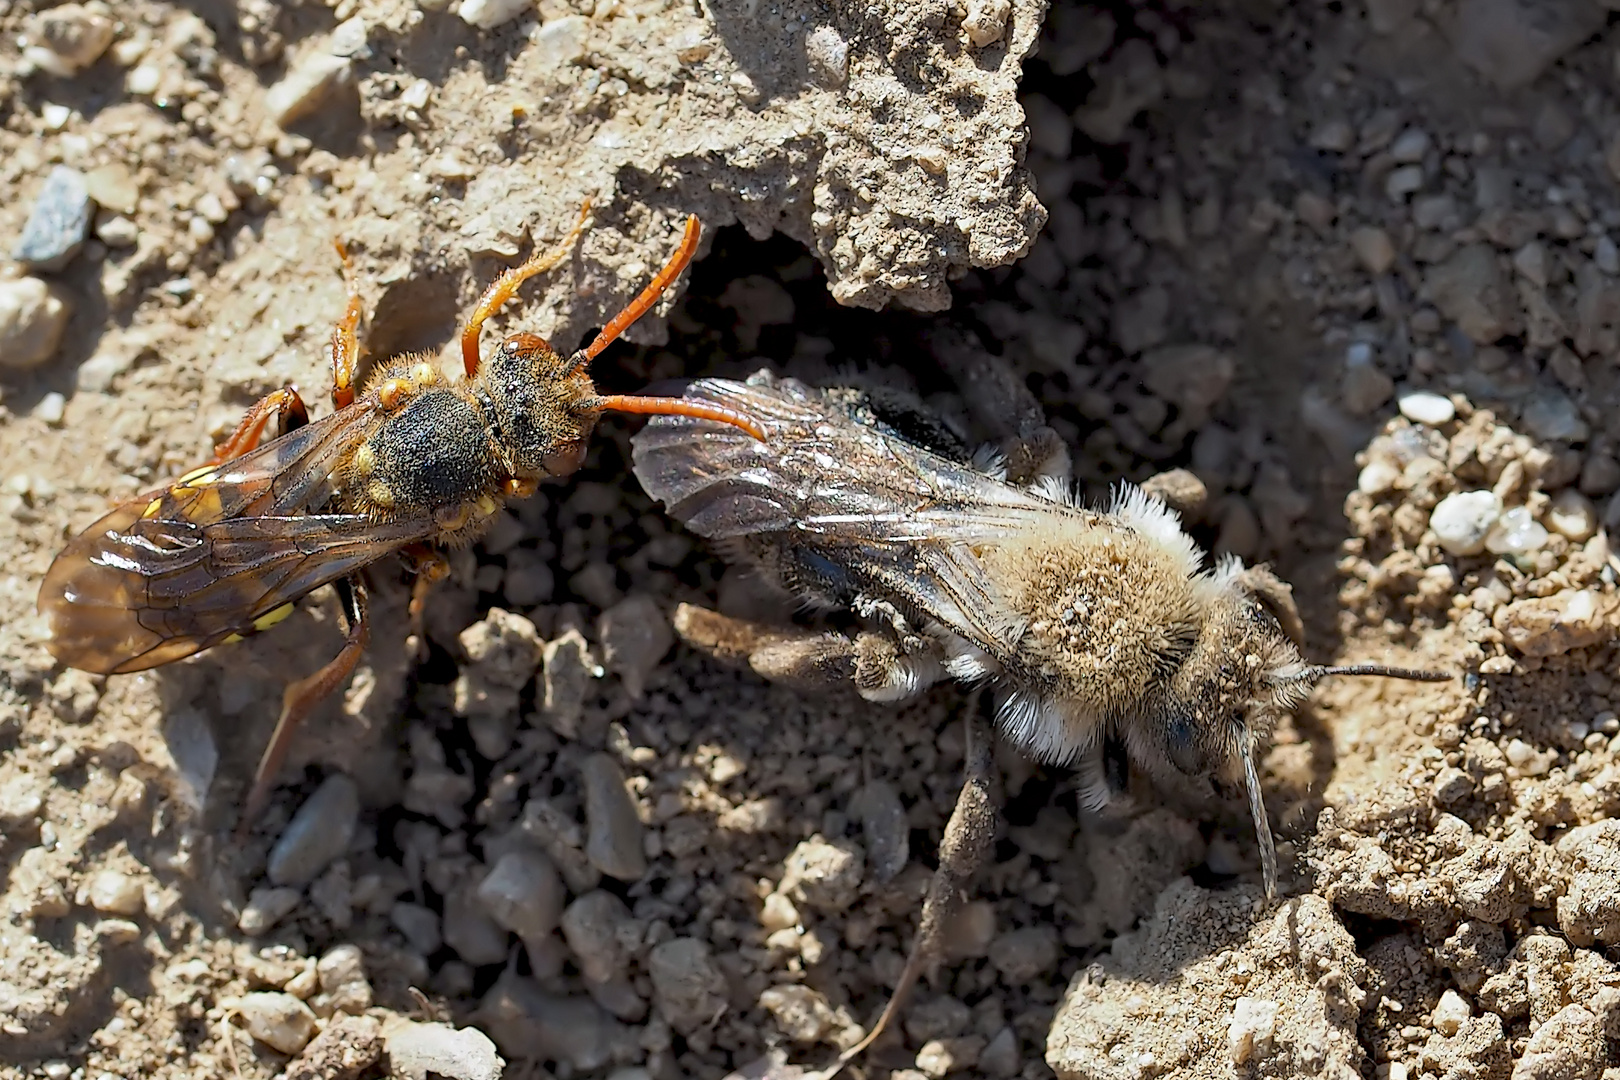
476, 331, 599, 481
1150, 560, 1449, 899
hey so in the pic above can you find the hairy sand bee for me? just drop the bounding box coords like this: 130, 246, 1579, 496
37, 205, 763, 829
632, 368, 1447, 1072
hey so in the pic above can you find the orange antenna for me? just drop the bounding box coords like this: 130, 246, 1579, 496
459, 200, 593, 377
591, 392, 766, 440
571, 214, 702, 371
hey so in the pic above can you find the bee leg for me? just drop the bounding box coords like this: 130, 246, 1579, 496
237, 576, 370, 835
209, 387, 311, 463
400, 544, 450, 659
1139, 468, 1209, 520
328, 238, 365, 410
827, 700, 999, 1075
671, 603, 861, 692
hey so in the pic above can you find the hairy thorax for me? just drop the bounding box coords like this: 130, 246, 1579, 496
983, 521, 1202, 718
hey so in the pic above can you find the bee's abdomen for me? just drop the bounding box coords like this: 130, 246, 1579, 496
353, 388, 500, 514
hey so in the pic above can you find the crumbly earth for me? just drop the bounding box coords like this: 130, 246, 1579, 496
4, 1, 1620, 1080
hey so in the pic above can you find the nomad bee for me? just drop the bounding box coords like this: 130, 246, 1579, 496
631, 368, 1447, 1072
37, 205, 763, 829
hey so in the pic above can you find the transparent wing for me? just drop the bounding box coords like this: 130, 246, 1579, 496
38, 402, 434, 674
630, 373, 1089, 656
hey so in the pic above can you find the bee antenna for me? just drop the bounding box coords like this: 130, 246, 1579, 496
1240, 741, 1278, 901
566, 214, 702, 377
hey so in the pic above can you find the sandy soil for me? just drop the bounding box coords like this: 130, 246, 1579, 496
3, 1, 1620, 1079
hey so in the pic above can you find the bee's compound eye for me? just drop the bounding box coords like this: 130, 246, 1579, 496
1165, 715, 1204, 775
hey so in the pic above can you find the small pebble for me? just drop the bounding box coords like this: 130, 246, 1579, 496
458, 0, 530, 29
82, 164, 139, 215
758, 984, 836, 1042
391, 901, 443, 956
26, 4, 115, 75
1520, 386, 1586, 442
1430, 490, 1502, 556
385, 1020, 504, 1080
1389, 128, 1431, 163
476, 970, 617, 1071
598, 594, 674, 699
1495, 589, 1614, 657
581, 753, 647, 881
269, 774, 360, 886
15, 166, 92, 271
541, 629, 596, 737
1385, 164, 1425, 200
478, 850, 566, 941
35, 392, 66, 426
990, 926, 1059, 983
95, 215, 139, 248
1228, 996, 1279, 1065
443, 883, 511, 967
916, 1037, 985, 1079
980, 1027, 1021, 1078
560, 890, 633, 983
852, 779, 909, 884
1433, 767, 1473, 805
1432, 990, 1472, 1036
238, 992, 318, 1055
782, 836, 865, 912
759, 891, 800, 933
647, 938, 727, 1035
239, 886, 302, 936
1397, 390, 1456, 426
281, 1015, 383, 1080
1546, 489, 1597, 542
1352, 227, 1396, 275
82, 869, 144, 916
0, 276, 72, 371
1358, 460, 1401, 496
265, 51, 351, 129
532, 16, 589, 67
1484, 506, 1548, 555
804, 26, 849, 88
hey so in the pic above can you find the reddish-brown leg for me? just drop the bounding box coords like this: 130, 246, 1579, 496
399, 543, 450, 658
210, 387, 310, 464
590, 393, 766, 440
236, 576, 370, 835
329, 239, 365, 410
459, 200, 592, 377
571, 214, 701, 369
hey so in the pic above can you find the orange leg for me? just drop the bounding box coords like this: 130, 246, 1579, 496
572, 214, 702, 369
399, 544, 450, 659
236, 575, 369, 835
210, 387, 310, 464
589, 393, 766, 440
460, 200, 593, 377
329, 239, 364, 410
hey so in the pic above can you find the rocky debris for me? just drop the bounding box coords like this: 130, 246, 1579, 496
1555, 821, 1620, 947
457, 0, 531, 31
268, 773, 360, 886
455, 608, 543, 757
851, 779, 909, 884
13, 166, 92, 272
1495, 591, 1619, 658
264, 33, 353, 129
1510, 1003, 1604, 1080
0, 277, 72, 371
281, 1014, 383, 1080
383, 1018, 505, 1080
1399, 391, 1457, 427
648, 937, 728, 1035
239, 886, 301, 936
1048, 884, 1368, 1080
235, 991, 317, 1055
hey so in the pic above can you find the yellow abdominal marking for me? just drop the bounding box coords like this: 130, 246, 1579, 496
351, 442, 376, 478
176, 466, 218, 489
252, 603, 297, 632
143, 497, 163, 518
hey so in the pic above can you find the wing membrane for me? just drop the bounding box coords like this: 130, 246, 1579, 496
39, 401, 433, 674
631, 373, 1090, 658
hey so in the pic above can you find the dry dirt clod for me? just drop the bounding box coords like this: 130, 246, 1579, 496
281, 1014, 383, 1080
648, 937, 728, 1035
383, 1018, 505, 1080
477, 849, 566, 942
580, 753, 647, 882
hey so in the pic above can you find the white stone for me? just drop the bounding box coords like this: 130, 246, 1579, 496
1228, 996, 1278, 1065
1485, 506, 1548, 555
236, 992, 317, 1055
1358, 460, 1401, 496
1431, 490, 1502, 556
1397, 389, 1456, 426
0, 277, 71, 370
459, 0, 532, 30
1432, 989, 1471, 1036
